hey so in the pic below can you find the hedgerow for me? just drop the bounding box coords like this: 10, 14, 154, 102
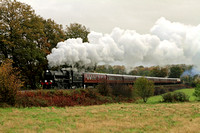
15, 89, 134, 107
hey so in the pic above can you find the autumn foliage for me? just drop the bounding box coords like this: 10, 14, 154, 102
15, 89, 134, 107
0, 59, 23, 106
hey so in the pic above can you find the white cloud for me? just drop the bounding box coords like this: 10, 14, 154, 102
18, 0, 200, 33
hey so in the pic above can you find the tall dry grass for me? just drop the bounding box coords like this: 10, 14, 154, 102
0, 103, 200, 132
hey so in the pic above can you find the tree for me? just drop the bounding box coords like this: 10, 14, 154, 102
150, 66, 168, 77
193, 84, 200, 101
95, 65, 107, 73
0, 59, 23, 106
169, 66, 183, 78
43, 19, 65, 54
134, 77, 155, 103
0, 0, 48, 89
65, 23, 90, 42
113, 65, 125, 74
133, 66, 152, 76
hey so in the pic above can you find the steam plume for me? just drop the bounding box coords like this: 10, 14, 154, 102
47, 17, 200, 69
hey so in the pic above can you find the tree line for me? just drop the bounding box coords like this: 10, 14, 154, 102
95, 64, 191, 78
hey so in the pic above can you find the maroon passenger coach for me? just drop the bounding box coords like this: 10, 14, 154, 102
82, 72, 181, 87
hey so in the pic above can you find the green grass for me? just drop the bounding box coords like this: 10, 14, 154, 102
146, 88, 196, 104
1, 102, 200, 132
146, 95, 163, 104
175, 89, 196, 101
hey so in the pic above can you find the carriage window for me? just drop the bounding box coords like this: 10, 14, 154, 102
86, 75, 90, 80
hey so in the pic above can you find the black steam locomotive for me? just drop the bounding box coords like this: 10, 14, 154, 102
41, 69, 83, 89
41, 69, 181, 89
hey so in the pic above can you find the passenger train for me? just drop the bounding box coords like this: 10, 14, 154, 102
41, 69, 181, 89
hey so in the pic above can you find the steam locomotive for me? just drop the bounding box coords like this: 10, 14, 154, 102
41, 69, 181, 89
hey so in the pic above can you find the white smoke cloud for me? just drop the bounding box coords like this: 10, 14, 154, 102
47, 17, 200, 69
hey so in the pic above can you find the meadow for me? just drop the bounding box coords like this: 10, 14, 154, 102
146, 88, 196, 104
0, 89, 200, 133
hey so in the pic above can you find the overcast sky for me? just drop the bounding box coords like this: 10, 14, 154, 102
17, 0, 200, 34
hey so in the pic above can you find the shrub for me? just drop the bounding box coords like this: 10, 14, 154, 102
15, 92, 48, 107
85, 88, 99, 98
162, 92, 189, 102
112, 84, 134, 98
134, 77, 155, 103
154, 86, 167, 95
96, 80, 112, 96
193, 84, 200, 101
162, 92, 173, 102
0, 102, 11, 108
0, 59, 23, 106
173, 92, 189, 102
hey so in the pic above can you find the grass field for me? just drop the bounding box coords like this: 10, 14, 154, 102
146, 88, 196, 104
0, 88, 200, 133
